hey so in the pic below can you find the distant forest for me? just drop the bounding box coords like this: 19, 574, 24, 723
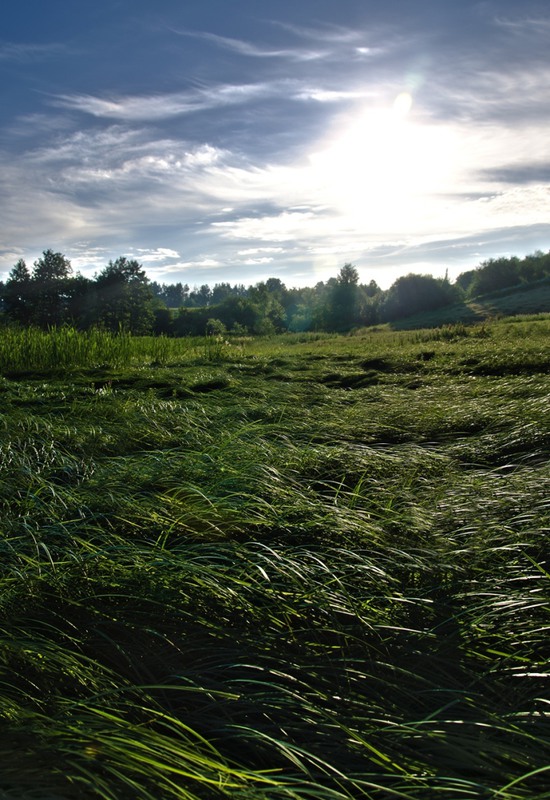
1, 250, 549, 336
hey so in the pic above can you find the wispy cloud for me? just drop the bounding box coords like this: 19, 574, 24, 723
494, 15, 550, 35
4, 92, 550, 281
3, 2, 550, 286
268, 21, 362, 44
0, 40, 68, 62
211, 211, 321, 243
67, 243, 111, 272
52, 82, 282, 121
237, 247, 284, 255
294, 87, 375, 103
433, 65, 550, 124
174, 29, 325, 61
52, 92, 198, 120
132, 248, 180, 262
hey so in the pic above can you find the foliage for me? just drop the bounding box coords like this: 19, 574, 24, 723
150, 280, 190, 308
2, 258, 33, 325
205, 318, 227, 336
1, 252, 155, 334
457, 250, 550, 298
147, 249, 550, 333
382, 273, 458, 321
2, 249, 550, 336
94, 257, 155, 334
323, 263, 362, 331
3, 251, 78, 328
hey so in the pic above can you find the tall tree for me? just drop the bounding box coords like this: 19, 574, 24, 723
94, 257, 154, 333
325, 264, 361, 331
187, 284, 212, 307
33, 249, 72, 281
3, 258, 33, 324
31, 250, 73, 327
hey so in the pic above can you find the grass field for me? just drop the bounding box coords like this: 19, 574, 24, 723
0, 317, 549, 799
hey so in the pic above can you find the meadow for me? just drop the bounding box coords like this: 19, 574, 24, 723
0, 317, 549, 799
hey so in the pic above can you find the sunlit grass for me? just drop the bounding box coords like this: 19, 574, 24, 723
0, 315, 549, 798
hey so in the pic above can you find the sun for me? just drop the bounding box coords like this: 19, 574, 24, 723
308, 93, 455, 227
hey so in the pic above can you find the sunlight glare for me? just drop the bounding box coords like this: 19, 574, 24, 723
393, 91, 413, 117
308, 94, 455, 228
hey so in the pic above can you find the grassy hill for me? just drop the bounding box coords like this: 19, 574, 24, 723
0, 317, 549, 799
391, 277, 550, 329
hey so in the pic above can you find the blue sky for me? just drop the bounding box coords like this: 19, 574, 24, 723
2, 0, 550, 289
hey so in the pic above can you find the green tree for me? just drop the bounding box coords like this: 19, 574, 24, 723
467, 257, 520, 297
33, 249, 72, 282
187, 284, 212, 307
247, 281, 287, 333
3, 258, 33, 325
67, 273, 95, 328
363, 279, 380, 298
173, 306, 210, 336
216, 295, 261, 334
31, 249, 73, 327
152, 305, 174, 336
205, 318, 227, 336
325, 264, 361, 331
455, 269, 477, 296
156, 281, 189, 308
382, 273, 457, 321
94, 257, 154, 333
210, 283, 234, 305
519, 251, 550, 283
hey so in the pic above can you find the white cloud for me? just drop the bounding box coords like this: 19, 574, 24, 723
3, 26, 550, 285
211, 211, 326, 243
68, 243, 110, 271
133, 248, 181, 262
178, 258, 222, 269
294, 88, 375, 103
268, 21, 363, 44
441, 65, 550, 122
182, 144, 224, 167
237, 247, 284, 255
52, 83, 283, 121
25, 130, 230, 202
174, 29, 325, 61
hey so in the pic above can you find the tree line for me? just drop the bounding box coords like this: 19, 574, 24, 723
1, 249, 549, 336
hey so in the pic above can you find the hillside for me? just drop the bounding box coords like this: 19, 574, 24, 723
392, 277, 550, 329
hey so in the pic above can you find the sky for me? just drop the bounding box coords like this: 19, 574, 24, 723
1, 0, 550, 290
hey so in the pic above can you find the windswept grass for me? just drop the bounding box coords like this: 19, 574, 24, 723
0, 326, 246, 374
0, 315, 549, 798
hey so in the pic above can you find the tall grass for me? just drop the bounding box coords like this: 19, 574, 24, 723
0, 315, 549, 798
0, 327, 204, 372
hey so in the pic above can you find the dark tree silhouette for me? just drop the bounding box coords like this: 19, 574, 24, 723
325, 263, 361, 331
3, 258, 33, 325
382, 273, 457, 321
31, 250, 73, 327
